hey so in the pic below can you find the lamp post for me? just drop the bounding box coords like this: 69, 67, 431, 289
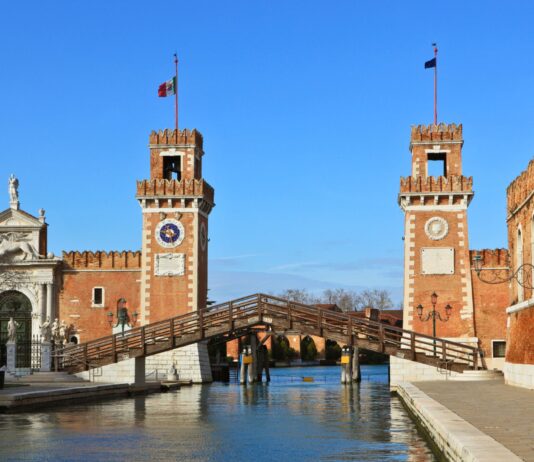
107, 298, 138, 336
416, 292, 452, 356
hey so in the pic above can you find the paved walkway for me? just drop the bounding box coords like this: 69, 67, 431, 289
416, 379, 534, 461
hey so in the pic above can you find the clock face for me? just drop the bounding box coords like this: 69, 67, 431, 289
424, 217, 449, 241
155, 219, 185, 248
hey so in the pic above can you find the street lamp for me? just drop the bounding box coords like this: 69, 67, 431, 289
416, 292, 452, 356
107, 298, 138, 336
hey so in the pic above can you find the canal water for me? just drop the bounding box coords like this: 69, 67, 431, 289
0, 365, 436, 461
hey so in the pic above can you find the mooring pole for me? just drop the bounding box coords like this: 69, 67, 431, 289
239, 349, 247, 385
352, 346, 361, 383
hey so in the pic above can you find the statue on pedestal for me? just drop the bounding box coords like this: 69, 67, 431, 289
40, 317, 52, 342
8, 174, 19, 209
51, 318, 60, 344
7, 317, 20, 343
59, 320, 70, 346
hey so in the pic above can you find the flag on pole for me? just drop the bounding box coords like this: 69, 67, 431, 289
424, 57, 436, 69
158, 77, 176, 97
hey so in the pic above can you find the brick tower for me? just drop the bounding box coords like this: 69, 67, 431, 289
398, 123, 476, 342
136, 129, 214, 324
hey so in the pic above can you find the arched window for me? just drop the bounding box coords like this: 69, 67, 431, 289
517, 227, 524, 302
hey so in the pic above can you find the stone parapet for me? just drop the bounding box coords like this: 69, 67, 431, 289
469, 248, 509, 268
410, 122, 463, 144
62, 251, 142, 270
136, 178, 214, 204
400, 175, 473, 193
507, 158, 534, 216
149, 128, 203, 149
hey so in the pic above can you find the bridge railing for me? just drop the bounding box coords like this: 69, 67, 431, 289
59, 292, 480, 372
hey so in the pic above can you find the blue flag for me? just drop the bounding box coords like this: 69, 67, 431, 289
425, 57, 436, 69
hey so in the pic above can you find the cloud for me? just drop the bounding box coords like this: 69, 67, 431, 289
208, 269, 403, 307
209, 253, 265, 268
267, 257, 403, 273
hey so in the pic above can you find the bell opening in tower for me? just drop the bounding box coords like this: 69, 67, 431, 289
163, 156, 182, 181
427, 152, 447, 177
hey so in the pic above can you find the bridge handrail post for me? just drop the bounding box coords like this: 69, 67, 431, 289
83, 344, 88, 371
317, 309, 323, 335
441, 340, 447, 361
141, 326, 146, 355
199, 308, 204, 339
347, 316, 353, 346
473, 348, 479, 370
228, 302, 234, 331
111, 334, 117, 363
378, 324, 385, 353
410, 331, 416, 360
169, 319, 175, 347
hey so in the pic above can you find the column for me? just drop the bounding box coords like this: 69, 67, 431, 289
39, 284, 46, 323
46, 283, 54, 321
134, 356, 146, 386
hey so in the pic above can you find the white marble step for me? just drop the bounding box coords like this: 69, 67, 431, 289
450, 370, 503, 381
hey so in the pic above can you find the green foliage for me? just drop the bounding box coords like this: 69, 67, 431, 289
300, 336, 317, 361
272, 336, 298, 361
325, 339, 341, 361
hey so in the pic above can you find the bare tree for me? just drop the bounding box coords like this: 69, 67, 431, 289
277, 289, 321, 305
354, 289, 393, 311
321, 288, 359, 312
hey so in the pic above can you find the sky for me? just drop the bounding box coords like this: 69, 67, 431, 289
1, 1, 534, 305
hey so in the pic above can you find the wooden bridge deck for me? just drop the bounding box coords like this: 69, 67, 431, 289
59, 294, 481, 373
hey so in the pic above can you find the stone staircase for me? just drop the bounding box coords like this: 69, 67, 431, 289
449, 369, 503, 381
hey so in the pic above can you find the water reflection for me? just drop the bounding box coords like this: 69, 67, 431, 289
1, 365, 435, 462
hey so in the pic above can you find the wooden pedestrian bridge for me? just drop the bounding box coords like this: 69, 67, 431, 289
58, 293, 482, 374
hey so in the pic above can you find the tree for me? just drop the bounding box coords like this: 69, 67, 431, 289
354, 289, 393, 311
277, 289, 320, 305
321, 288, 359, 312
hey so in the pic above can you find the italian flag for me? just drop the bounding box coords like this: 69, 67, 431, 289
158, 77, 176, 97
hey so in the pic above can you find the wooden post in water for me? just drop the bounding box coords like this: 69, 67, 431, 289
352, 346, 361, 383
341, 347, 352, 384
248, 336, 258, 384
239, 349, 247, 385
264, 344, 271, 382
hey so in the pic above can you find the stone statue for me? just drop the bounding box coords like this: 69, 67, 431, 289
59, 320, 69, 346
7, 317, 20, 343
0, 232, 40, 262
40, 317, 52, 342
167, 363, 178, 381
51, 318, 60, 344
8, 174, 19, 208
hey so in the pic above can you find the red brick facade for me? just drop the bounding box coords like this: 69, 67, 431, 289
399, 124, 508, 363
57, 129, 214, 342
505, 160, 534, 367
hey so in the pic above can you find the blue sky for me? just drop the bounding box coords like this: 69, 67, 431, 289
1, 1, 534, 305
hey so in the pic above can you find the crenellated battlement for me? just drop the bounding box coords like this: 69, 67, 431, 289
469, 249, 509, 268
62, 251, 142, 270
410, 123, 463, 144
400, 175, 473, 193
136, 178, 214, 203
149, 128, 203, 148
507, 158, 534, 215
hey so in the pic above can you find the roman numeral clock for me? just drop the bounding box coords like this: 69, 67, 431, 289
154, 217, 186, 276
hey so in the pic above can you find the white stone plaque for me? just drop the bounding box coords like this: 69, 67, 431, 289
155, 253, 185, 276
421, 248, 454, 275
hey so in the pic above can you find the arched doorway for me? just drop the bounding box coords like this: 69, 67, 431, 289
0, 290, 32, 368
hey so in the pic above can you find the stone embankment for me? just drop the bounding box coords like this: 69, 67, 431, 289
396, 380, 532, 461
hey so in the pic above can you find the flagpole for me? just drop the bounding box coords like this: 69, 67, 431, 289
433, 44, 438, 125
174, 53, 179, 132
